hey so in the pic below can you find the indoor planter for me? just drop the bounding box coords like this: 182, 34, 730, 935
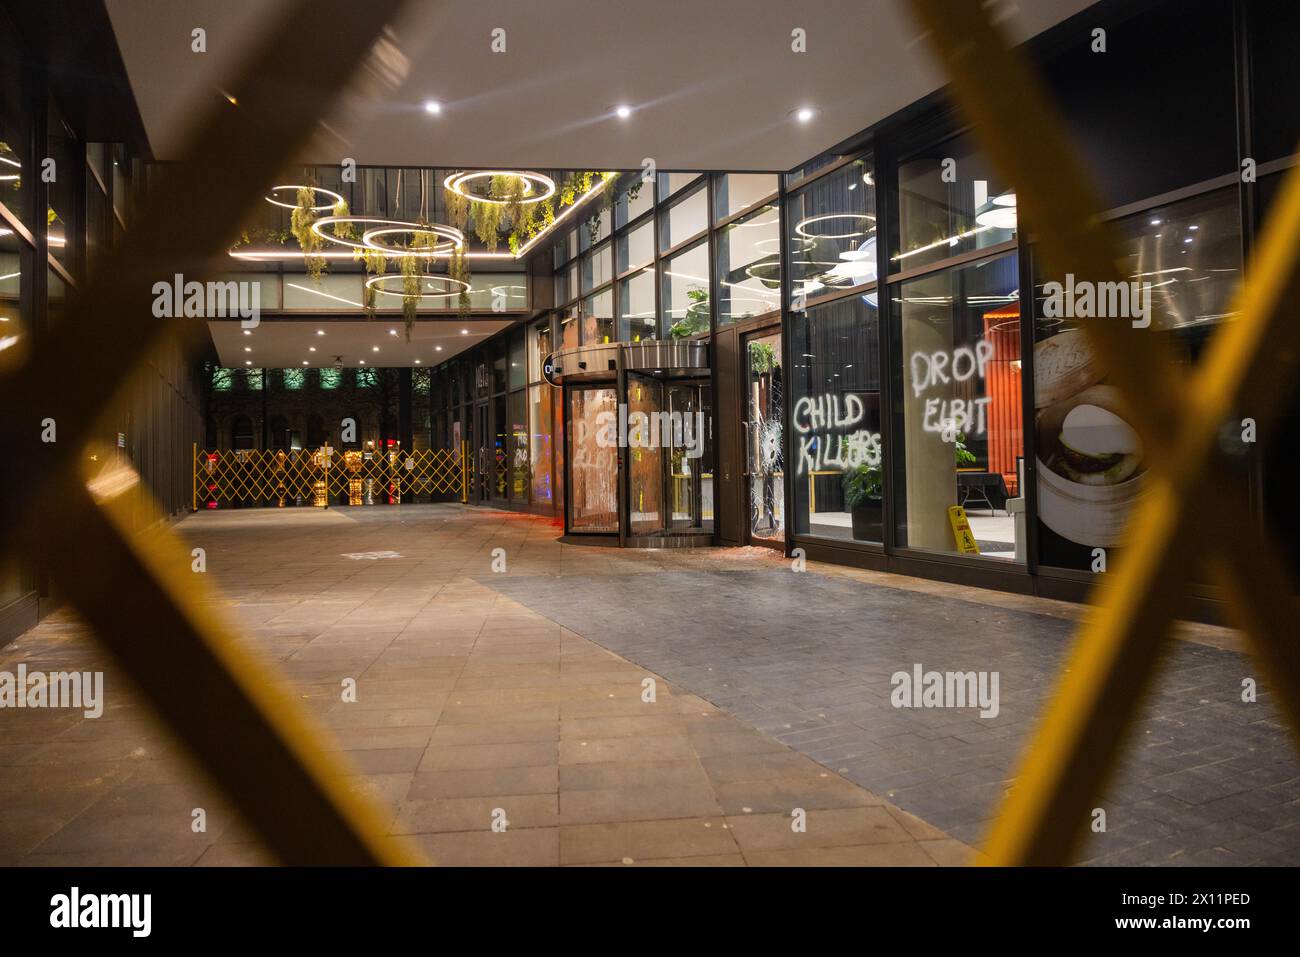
842, 460, 883, 541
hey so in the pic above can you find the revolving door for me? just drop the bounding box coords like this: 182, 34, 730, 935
554, 341, 713, 547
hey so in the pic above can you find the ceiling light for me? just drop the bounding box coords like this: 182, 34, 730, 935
414, 359, 421, 364
309, 347, 316, 352
424, 100, 442, 114
302, 360, 308, 366
244, 360, 251, 366
1188, 224, 1199, 230
359, 359, 366, 364
435, 346, 443, 351
244, 346, 251, 352
316, 329, 325, 336
615, 105, 632, 119
444, 170, 556, 206
389, 329, 398, 336
366, 273, 470, 299
794, 107, 817, 123
1150, 218, 1162, 226
975, 207, 1018, 229
372, 345, 380, 352
265, 185, 344, 212
242, 329, 251, 335
794, 213, 875, 240
461, 329, 469, 335
316, 217, 463, 256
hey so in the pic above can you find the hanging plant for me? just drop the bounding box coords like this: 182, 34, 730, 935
473, 201, 503, 250
400, 251, 419, 339
290, 184, 327, 280
332, 199, 357, 241
448, 243, 472, 319
445, 186, 469, 232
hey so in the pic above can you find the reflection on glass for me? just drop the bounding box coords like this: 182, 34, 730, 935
617, 219, 654, 274
661, 241, 710, 338
787, 159, 877, 304
569, 387, 619, 531
668, 383, 713, 531
560, 308, 578, 350
582, 243, 612, 293
628, 376, 664, 535
891, 252, 1023, 561
717, 204, 781, 327
896, 132, 1015, 272
509, 390, 528, 499
529, 384, 553, 504
715, 174, 777, 220
614, 177, 653, 228
582, 289, 613, 344
791, 295, 882, 541
527, 319, 551, 382
1033, 188, 1242, 572
657, 172, 702, 202
746, 332, 784, 543
618, 267, 656, 341
659, 187, 708, 251
0, 229, 23, 369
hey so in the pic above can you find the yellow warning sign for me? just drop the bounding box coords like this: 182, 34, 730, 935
948, 505, 981, 554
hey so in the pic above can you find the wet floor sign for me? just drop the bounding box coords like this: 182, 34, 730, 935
947, 505, 981, 554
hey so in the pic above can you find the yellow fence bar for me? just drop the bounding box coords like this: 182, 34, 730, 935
906, 0, 1300, 866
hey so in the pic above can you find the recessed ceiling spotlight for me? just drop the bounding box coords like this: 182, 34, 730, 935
372, 345, 380, 352
414, 358, 421, 364
302, 360, 308, 366
794, 106, 817, 123
615, 104, 632, 119
460, 328, 469, 335
244, 346, 251, 352
244, 360, 251, 366
316, 329, 325, 336
1150, 219, 1162, 226
242, 329, 251, 336
389, 329, 398, 336
435, 345, 443, 351
359, 359, 366, 364
424, 100, 442, 115
309, 347, 316, 352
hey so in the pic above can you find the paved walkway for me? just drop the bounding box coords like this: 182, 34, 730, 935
0, 505, 968, 866
1, 504, 1295, 865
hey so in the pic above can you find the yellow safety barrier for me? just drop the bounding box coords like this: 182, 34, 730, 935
907, 0, 1300, 866
193, 444, 468, 509
0, 0, 418, 865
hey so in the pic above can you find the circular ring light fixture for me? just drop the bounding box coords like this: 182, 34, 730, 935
365, 274, 471, 300
443, 170, 556, 206
265, 184, 345, 211
361, 224, 465, 256
311, 217, 464, 256
794, 213, 876, 240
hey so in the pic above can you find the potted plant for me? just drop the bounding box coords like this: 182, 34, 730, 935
842, 459, 883, 541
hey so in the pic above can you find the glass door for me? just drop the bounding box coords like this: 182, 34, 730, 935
474, 402, 492, 503
627, 373, 665, 536
666, 380, 712, 532
567, 385, 620, 533
744, 329, 785, 546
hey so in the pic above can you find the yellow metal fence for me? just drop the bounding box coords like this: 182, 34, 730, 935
193, 443, 468, 509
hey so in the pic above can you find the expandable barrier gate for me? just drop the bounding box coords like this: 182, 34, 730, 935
193, 443, 469, 509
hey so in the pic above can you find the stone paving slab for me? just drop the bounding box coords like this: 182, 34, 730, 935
483, 562, 1300, 865
0, 504, 974, 867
